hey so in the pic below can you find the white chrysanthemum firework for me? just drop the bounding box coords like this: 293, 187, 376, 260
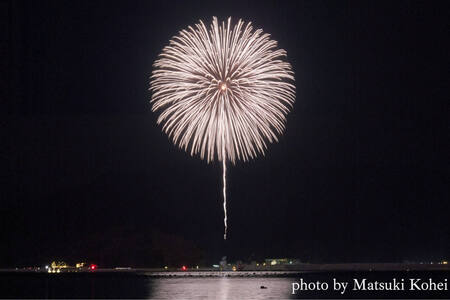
150, 17, 295, 239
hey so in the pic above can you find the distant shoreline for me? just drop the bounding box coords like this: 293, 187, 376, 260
1, 263, 449, 274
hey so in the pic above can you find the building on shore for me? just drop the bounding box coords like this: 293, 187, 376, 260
265, 258, 302, 266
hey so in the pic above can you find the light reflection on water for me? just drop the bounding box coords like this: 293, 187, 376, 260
2, 270, 448, 298
149, 277, 293, 299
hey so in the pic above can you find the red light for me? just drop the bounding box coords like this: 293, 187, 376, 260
181, 265, 187, 271
90, 264, 97, 270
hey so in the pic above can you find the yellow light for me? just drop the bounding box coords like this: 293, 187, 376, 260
263, 263, 266, 266
164, 266, 168, 269
232, 266, 237, 271
220, 83, 227, 91
256, 263, 259, 266
443, 261, 448, 265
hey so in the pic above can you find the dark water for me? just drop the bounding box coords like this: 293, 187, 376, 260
0, 271, 448, 299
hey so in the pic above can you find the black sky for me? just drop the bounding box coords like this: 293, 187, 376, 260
1, 0, 449, 267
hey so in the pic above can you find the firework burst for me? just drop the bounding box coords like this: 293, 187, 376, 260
150, 17, 295, 239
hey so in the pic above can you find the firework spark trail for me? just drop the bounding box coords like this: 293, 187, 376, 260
222, 153, 227, 240
150, 17, 295, 239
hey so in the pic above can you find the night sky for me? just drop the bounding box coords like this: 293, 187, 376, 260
2, 1, 448, 267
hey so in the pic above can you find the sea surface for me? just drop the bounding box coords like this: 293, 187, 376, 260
0, 270, 448, 299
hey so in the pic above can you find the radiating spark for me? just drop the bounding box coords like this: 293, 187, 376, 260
150, 17, 295, 239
